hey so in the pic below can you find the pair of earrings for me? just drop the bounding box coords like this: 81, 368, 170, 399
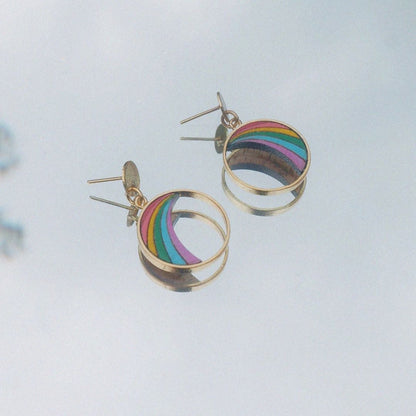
88, 93, 311, 291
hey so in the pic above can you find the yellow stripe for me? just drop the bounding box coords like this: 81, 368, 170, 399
235, 127, 300, 139
147, 197, 168, 255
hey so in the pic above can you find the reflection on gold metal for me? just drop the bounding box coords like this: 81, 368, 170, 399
221, 145, 307, 215
221, 167, 306, 216
88, 161, 230, 290
180, 92, 311, 214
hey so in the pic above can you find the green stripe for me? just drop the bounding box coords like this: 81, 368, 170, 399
153, 198, 171, 262
231, 130, 305, 149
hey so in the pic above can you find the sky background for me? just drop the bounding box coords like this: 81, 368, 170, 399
1, 1, 415, 415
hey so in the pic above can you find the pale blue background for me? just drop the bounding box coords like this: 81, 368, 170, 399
1, 1, 415, 415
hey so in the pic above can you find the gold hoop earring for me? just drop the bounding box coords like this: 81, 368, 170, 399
181, 92, 311, 216
87, 161, 230, 292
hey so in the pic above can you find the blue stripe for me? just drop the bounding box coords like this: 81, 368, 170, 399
160, 197, 186, 265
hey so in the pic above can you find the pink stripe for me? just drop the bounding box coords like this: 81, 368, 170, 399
140, 194, 170, 244
166, 196, 201, 264
238, 139, 306, 171
232, 121, 291, 137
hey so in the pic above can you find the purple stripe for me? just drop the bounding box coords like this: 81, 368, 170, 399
166, 196, 201, 265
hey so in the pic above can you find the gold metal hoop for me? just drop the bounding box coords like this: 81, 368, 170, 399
139, 209, 229, 291
221, 166, 307, 216
137, 189, 230, 275
222, 119, 311, 196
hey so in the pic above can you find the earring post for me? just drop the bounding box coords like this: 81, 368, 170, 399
87, 176, 122, 184
89, 196, 132, 210
180, 105, 221, 124
180, 136, 217, 141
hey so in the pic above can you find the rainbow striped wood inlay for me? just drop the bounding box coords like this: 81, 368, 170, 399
226, 120, 309, 187
139, 192, 201, 266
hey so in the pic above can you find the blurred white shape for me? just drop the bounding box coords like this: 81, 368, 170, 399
0, 212, 24, 257
0, 124, 18, 172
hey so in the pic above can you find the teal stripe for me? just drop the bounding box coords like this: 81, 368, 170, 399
160, 197, 186, 265
232, 130, 305, 150
231, 135, 307, 159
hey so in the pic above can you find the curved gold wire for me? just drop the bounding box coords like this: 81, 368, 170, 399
136, 189, 231, 274
126, 186, 147, 209
222, 119, 311, 196
221, 166, 307, 216
138, 210, 229, 292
